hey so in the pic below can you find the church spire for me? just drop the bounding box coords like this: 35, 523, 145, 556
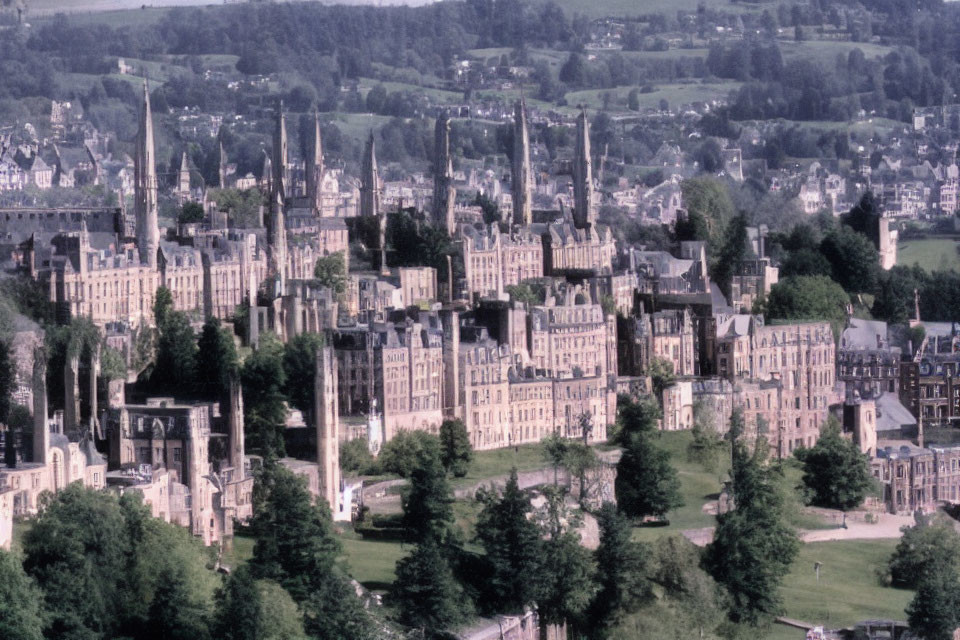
360, 132, 380, 218
306, 108, 324, 214
271, 100, 287, 203
268, 188, 287, 296
511, 99, 532, 227
135, 80, 160, 269
433, 112, 456, 235
573, 107, 594, 229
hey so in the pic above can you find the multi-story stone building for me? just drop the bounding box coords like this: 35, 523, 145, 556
528, 286, 609, 379
715, 314, 839, 456
460, 224, 543, 299
619, 308, 697, 378
872, 442, 960, 514
838, 319, 901, 396
900, 353, 960, 427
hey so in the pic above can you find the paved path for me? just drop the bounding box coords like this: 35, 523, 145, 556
682, 512, 916, 547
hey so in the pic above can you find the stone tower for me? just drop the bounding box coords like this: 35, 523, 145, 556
441, 309, 461, 419
32, 346, 48, 465
306, 109, 324, 214
218, 132, 227, 189
64, 353, 79, 434
268, 189, 287, 296
360, 132, 380, 219
271, 100, 288, 203
228, 378, 245, 481
573, 108, 594, 229
314, 347, 341, 513
511, 99, 533, 227
433, 112, 456, 235
134, 80, 160, 268
177, 152, 190, 198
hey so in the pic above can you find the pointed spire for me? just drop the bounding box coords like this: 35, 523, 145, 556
135, 79, 160, 269
272, 99, 287, 203
511, 99, 532, 227
268, 188, 287, 296
306, 108, 324, 214
433, 111, 456, 235
178, 151, 190, 195
573, 106, 594, 229
360, 131, 380, 218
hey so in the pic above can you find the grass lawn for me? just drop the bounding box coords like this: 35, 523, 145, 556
779, 540, 911, 628
451, 441, 553, 489
339, 533, 408, 592
897, 237, 960, 272
220, 532, 255, 571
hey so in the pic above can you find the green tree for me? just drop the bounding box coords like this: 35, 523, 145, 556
249, 465, 340, 593
474, 469, 543, 613
647, 356, 675, 399
153, 311, 198, 395
820, 225, 880, 294
627, 88, 640, 111
378, 430, 440, 477
401, 444, 455, 544
563, 441, 599, 504
703, 422, 799, 626
842, 191, 881, 247
711, 213, 751, 298
0, 549, 44, 640
907, 565, 960, 640
241, 334, 288, 457
153, 286, 173, 327
796, 423, 873, 510
615, 430, 683, 520
766, 275, 850, 334
281, 332, 325, 425
439, 419, 472, 477
313, 252, 347, 297
0, 340, 12, 426
586, 503, 651, 638
340, 438, 376, 475
145, 565, 212, 640
196, 317, 238, 400
613, 395, 660, 445
888, 515, 960, 588
542, 431, 569, 485
535, 487, 599, 633
178, 201, 205, 223
23, 485, 129, 639
687, 400, 725, 472
213, 567, 307, 640
679, 177, 735, 252
391, 538, 472, 633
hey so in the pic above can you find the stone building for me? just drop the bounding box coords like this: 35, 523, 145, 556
871, 442, 960, 514
104, 385, 253, 546
619, 308, 697, 378
838, 319, 900, 396
900, 353, 960, 427
715, 315, 839, 456
528, 286, 609, 380
460, 224, 543, 300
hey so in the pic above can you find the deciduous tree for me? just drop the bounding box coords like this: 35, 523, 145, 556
796, 422, 873, 510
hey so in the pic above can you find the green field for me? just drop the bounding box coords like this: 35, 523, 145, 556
897, 237, 960, 272
451, 441, 557, 489
780, 540, 911, 628
340, 534, 408, 592
566, 81, 742, 112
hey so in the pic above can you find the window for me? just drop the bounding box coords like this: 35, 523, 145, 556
173, 448, 181, 463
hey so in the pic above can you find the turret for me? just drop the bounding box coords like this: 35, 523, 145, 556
433, 112, 456, 235
573, 107, 594, 229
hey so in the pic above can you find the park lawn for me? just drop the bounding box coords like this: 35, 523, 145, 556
357, 77, 463, 103
897, 237, 960, 272
339, 534, 408, 592
219, 532, 256, 571
451, 441, 554, 489
779, 539, 912, 629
